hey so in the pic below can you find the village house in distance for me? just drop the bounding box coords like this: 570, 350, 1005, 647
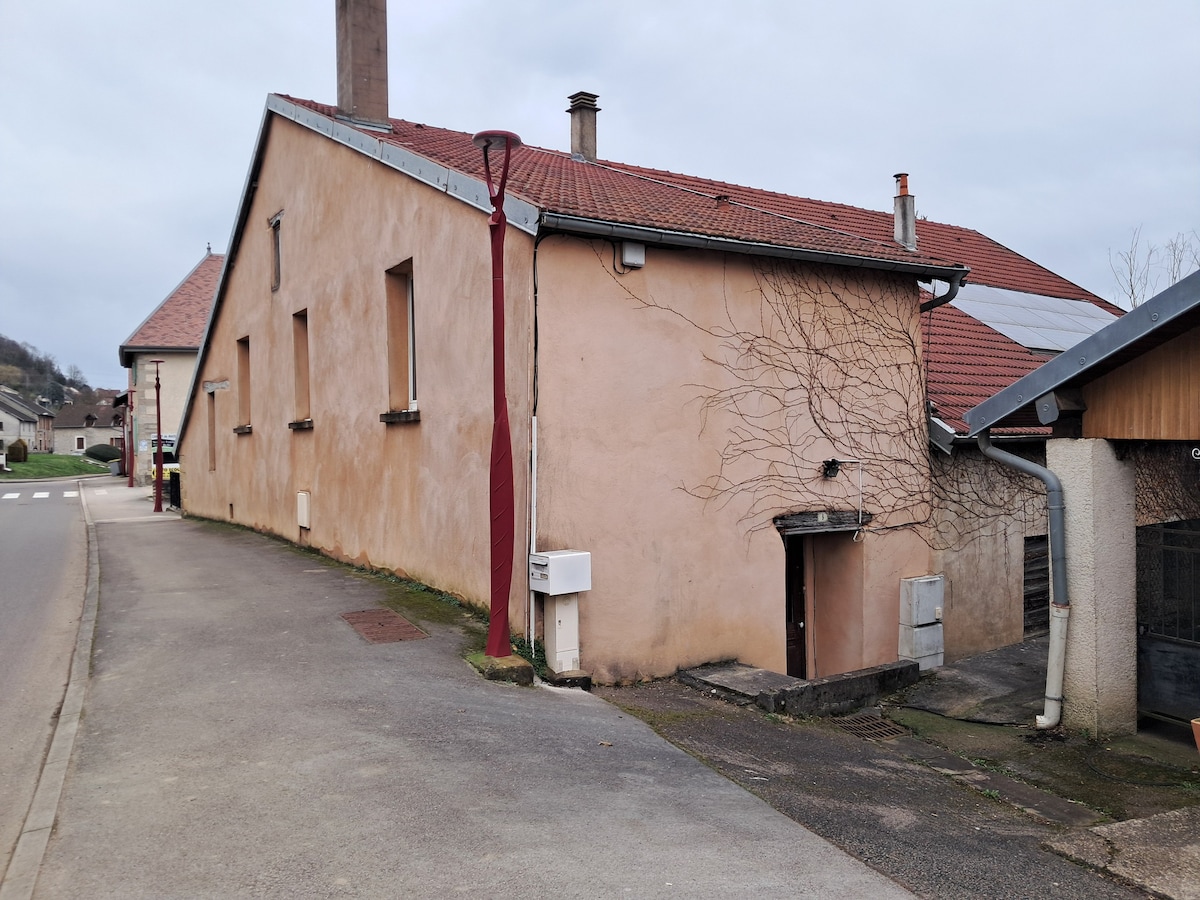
120, 250, 222, 485
177, 1, 1121, 686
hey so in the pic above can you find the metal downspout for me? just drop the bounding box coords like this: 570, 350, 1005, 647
977, 432, 1069, 729
918, 269, 967, 313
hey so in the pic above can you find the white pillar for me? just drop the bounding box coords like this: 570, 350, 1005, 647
1047, 438, 1137, 736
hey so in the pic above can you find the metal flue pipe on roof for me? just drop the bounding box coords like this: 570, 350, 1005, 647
977, 432, 1069, 730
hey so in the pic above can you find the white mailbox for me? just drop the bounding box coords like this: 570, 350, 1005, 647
528, 550, 591, 596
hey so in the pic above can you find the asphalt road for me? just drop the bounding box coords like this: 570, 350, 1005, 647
33, 484, 913, 899
0, 480, 87, 876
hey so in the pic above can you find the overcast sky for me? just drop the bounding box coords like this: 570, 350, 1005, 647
1, 0, 1196, 390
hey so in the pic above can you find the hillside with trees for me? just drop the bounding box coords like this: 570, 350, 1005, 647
0, 333, 96, 407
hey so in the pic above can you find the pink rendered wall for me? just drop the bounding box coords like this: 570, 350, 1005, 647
533, 237, 933, 682
182, 116, 935, 683
181, 117, 534, 623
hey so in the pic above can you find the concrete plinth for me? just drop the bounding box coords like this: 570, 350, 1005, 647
1047, 438, 1137, 737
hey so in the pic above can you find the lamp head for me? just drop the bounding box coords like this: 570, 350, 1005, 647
472, 130, 522, 151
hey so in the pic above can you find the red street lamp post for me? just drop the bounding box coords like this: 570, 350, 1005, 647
473, 129, 522, 660
150, 358, 165, 513
125, 388, 136, 488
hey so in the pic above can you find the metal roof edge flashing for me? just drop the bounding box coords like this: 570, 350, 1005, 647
267, 95, 539, 235
538, 213, 970, 279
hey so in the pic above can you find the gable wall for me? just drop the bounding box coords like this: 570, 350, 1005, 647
128, 351, 195, 483
181, 116, 534, 611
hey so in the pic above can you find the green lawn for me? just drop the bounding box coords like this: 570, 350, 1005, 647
0, 454, 111, 480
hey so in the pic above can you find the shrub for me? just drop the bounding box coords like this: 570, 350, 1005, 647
7, 439, 28, 463
85, 444, 123, 462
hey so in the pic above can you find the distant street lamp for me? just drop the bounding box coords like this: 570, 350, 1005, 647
125, 388, 136, 488
473, 129, 522, 659
150, 359, 165, 513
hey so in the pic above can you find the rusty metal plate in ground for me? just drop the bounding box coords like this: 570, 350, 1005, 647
341, 609, 428, 643
835, 712, 909, 741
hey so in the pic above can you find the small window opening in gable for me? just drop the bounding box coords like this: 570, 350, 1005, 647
235, 336, 252, 432
269, 211, 284, 292
291, 310, 312, 427
207, 389, 217, 470
381, 260, 419, 424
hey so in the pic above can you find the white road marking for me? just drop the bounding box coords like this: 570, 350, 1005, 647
32, 492, 49, 499
63, 491, 79, 498
2, 492, 18, 500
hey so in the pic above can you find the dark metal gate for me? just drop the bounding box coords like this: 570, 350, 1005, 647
1136, 518, 1200, 723
1023, 535, 1050, 635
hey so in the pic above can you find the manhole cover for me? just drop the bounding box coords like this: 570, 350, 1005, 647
341, 609, 428, 643
835, 712, 909, 741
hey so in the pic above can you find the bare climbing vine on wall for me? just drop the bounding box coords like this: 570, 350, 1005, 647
593, 242, 1052, 548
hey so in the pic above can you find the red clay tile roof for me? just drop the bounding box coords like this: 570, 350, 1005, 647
120, 252, 223, 365
922, 303, 1055, 434
280, 97, 1117, 438
282, 98, 964, 272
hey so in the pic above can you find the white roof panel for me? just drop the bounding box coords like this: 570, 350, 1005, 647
950, 283, 1117, 352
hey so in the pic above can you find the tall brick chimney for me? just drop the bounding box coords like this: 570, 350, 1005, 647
568, 91, 600, 162
336, 0, 389, 127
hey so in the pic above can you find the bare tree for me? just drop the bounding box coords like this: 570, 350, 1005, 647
1164, 231, 1200, 286
1110, 226, 1199, 307
1109, 226, 1158, 307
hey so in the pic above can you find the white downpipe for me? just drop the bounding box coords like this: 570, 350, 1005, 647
528, 415, 538, 643
976, 432, 1069, 730
1038, 606, 1070, 729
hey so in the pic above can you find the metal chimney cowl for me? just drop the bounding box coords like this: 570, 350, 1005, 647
568, 91, 600, 162
893, 172, 917, 251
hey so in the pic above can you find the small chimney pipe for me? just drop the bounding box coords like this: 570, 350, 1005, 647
568, 91, 600, 162
893, 172, 917, 251
336, 0, 390, 127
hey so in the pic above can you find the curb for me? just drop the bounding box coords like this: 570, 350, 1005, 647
0, 480, 99, 900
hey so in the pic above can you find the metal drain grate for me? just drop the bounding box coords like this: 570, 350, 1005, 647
341, 609, 428, 643
835, 712, 909, 741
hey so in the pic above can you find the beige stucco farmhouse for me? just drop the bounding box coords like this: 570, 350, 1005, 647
178, 1, 1115, 685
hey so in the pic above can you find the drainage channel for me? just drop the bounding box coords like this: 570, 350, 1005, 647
835, 710, 910, 741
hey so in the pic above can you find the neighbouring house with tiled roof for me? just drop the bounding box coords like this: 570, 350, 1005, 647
120, 250, 222, 484
0, 386, 54, 453
53, 400, 125, 455
177, 1, 1117, 687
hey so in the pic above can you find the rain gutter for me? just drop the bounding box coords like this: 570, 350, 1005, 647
538, 213, 970, 290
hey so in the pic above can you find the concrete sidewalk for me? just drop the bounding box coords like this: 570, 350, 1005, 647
9, 481, 912, 899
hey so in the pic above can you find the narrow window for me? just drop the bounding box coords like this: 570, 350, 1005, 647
292, 310, 311, 422
236, 336, 252, 429
75, 436, 85, 451
206, 389, 217, 470
269, 211, 283, 292
385, 261, 416, 413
